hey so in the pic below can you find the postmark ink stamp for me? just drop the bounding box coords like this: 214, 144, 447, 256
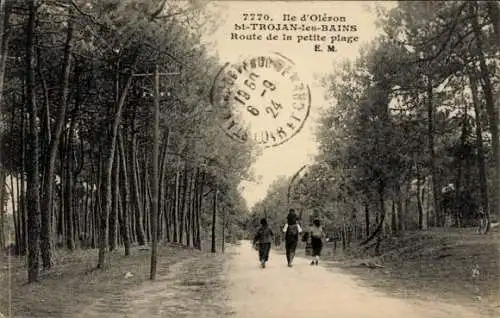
210, 52, 311, 148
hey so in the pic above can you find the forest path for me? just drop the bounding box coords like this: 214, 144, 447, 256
73, 241, 490, 318
226, 241, 488, 318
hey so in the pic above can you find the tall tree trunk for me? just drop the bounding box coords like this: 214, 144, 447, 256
143, 166, 150, 242
65, 120, 76, 250
58, 135, 66, 245
221, 207, 225, 253
360, 180, 386, 246
376, 180, 386, 255
178, 164, 188, 245
0, 168, 5, 248
470, 1, 499, 219
129, 116, 145, 245
150, 65, 160, 280
109, 147, 119, 251
97, 66, 136, 269
396, 181, 405, 234
9, 175, 19, 254
195, 170, 205, 250
20, 105, 27, 255
186, 169, 196, 248
37, 55, 51, 163
25, 0, 41, 282
391, 200, 397, 235
0, 0, 9, 111
454, 101, 468, 228
172, 160, 180, 243
163, 181, 171, 242
426, 77, 441, 227
158, 128, 170, 242
118, 132, 130, 255
364, 201, 369, 238
40, 14, 72, 268
470, 73, 490, 230
211, 186, 217, 253
415, 162, 424, 230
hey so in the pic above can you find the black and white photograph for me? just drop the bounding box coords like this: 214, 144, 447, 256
0, 0, 499, 317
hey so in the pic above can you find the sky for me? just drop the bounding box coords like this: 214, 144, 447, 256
202, 1, 395, 210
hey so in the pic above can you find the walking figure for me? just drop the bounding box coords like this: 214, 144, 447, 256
283, 209, 303, 267
309, 218, 325, 265
253, 218, 274, 268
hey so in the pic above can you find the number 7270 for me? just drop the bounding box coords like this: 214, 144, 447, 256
242, 13, 271, 21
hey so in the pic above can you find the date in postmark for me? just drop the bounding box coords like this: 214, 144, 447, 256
210, 52, 311, 148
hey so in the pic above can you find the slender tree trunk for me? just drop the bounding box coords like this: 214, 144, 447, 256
0, 0, 9, 110
360, 180, 386, 246
143, 167, 150, 242
211, 186, 217, 253
58, 135, 66, 245
37, 57, 51, 161
396, 181, 406, 234
221, 207, 225, 253
158, 128, 170, 242
83, 181, 89, 247
454, 101, 468, 228
0, 168, 5, 248
210, 186, 219, 253
341, 211, 347, 250
40, 14, 72, 268
97, 66, 136, 269
376, 181, 386, 255
364, 202, 370, 238
178, 165, 188, 245
25, 0, 41, 282
118, 132, 130, 255
470, 73, 490, 229
150, 65, 160, 280
426, 77, 441, 227
186, 169, 197, 248
415, 161, 424, 230
391, 200, 397, 236
163, 181, 171, 242
173, 160, 180, 243
195, 170, 205, 250
65, 120, 76, 250
471, 1, 499, 219
129, 118, 145, 245
0, 0, 10, 121
109, 147, 119, 251
20, 112, 27, 256
9, 176, 19, 254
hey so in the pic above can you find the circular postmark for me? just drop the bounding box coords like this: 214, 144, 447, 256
210, 52, 311, 148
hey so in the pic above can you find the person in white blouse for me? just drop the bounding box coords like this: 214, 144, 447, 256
283, 209, 303, 267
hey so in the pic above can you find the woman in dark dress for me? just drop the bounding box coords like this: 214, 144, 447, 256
309, 219, 325, 265
282, 209, 303, 267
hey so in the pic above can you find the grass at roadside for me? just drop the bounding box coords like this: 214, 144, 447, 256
320, 228, 499, 315
0, 243, 201, 317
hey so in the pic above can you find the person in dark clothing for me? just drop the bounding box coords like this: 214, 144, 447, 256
253, 218, 274, 268
283, 209, 303, 267
309, 218, 325, 265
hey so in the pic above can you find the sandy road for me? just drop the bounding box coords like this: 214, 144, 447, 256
225, 241, 488, 318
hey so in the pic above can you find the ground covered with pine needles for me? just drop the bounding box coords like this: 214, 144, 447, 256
0, 243, 211, 317
320, 228, 500, 317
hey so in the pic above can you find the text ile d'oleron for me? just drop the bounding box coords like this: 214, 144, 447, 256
231, 13, 360, 52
